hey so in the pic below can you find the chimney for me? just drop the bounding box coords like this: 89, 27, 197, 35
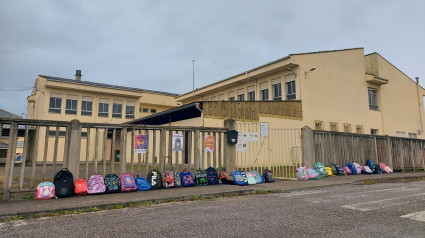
75, 70, 82, 81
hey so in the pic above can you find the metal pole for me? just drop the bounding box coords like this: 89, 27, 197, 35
192, 60, 195, 94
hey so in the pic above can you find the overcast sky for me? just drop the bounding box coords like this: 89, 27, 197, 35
0, 0, 424, 117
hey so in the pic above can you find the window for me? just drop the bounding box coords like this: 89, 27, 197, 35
143, 108, 149, 113
49, 93, 62, 113
81, 96, 92, 116
65, 95, 78, 115
396, 131, 406, 137
272, 78, 282, 101
260, 82, 269, 101
368, 88, 379, 110
211, 96, 217, 101
98, 98, 109, 117
237, 89, 244, 101
228, 91, 235, 101
371, 129, 378, 135
408, 133, 417, 139
330, 122, 339, 132
356, 125, 364, 134
218, 94, 224, 101
126, 101, 135, 119
315, 120, 324, 130
247, 85, 255, 101
151, 109, 157, 113
343, 123, 352, 133
285, 74, 296, 100
112, 100, 123, 118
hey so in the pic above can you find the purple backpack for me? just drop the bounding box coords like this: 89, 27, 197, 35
120, 173, 137, 192
87, 174, 106, 194
344, 166, 352, 175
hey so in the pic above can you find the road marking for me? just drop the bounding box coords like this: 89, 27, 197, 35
342, 193, 425, 211
277, 190, 328, 197
401, 211, 425, 222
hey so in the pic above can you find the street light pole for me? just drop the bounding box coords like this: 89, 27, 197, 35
192, 60, 195, 94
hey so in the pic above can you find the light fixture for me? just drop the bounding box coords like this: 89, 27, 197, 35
286, 68, 297, 77
304, 67, 316, 79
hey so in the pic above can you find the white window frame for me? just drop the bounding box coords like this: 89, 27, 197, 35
112, 100, 123, 118
65, 95, 78, 115
368, 88, 379, 110
49, 93, 62, 113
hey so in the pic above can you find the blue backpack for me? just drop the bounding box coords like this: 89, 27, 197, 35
335, 164, 345, 175
135, 176, 151, 191
314, 162, 328, 177
346, 163, 357, 175
263, 169, 274, 182
232, 171, 247, 186
180, 169, 196, 187
206, 167, 219, 185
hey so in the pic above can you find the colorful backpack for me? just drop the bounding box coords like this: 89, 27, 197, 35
54, 168, 74, 198
353, 163, 363, 174
335, 164, 345, 175
120, 173, 137, 192
147, 169, 162, 189
344, 166, 352, 175
315, 162, 327, 177
219, 170, 235, 185
250, 171, 263, 184
87, 174, 106, 195
263, 169, 274, 182
346, 163, 357, 175
195, 169, 208, 186
232, 171, 247, 186
74, 178, 87, 196
180, 169, 196, 187
241, 171, 249, 184
366, 159, 380, 174
379, 163, 393, 173
306, 168, 320, 180
36, 182, 55, 199
135, 176, 151, 191
325, 167, 334, 176
104, 174, 121, 193
326, 162, 337, 175
206, 167, 219, 185
174, 170, 182, 188
246, 172, 257, 185
363, 166, 373, 174
296, 167, 309, 181
162, 171, 175, 188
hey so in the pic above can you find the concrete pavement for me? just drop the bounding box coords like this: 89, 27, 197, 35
1, 172, 425, 220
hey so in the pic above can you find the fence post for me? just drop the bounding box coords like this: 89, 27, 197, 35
301, 126, 315, 168
386, 136, 393, 169
224, 119, 236, 172
3, 122, 18, 201
120, 128, 128, 174
159, 129, 166, 172
68, 119, 81, 181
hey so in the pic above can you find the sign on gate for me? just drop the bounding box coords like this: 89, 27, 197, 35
236, 132, 247, 152
261, 122, 268, 137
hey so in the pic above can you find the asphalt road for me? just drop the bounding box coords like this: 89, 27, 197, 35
2, 181, 425, 238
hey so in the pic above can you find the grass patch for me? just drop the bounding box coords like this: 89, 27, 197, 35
363, 179, 376, 185
168, 197, 175, 202
90, 207, 99, 212
141, 201, 156, 206
113, 203, 123, 209
22, 193, 35, 200
191, 195, 200, 200
4, 215, 23, 222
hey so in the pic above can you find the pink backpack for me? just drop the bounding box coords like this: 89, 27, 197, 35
379, 163, 393, 173
343, 166, 352, 175
353, 163, 363, 174
36, 182, 55, 199
296, 167, 309, 181
120, 173, 137, 192
87, 174, 106, 194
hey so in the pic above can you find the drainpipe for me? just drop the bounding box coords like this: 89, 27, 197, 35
415, 77, 424, 133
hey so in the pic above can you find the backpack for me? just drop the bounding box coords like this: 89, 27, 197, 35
120, 173, 137, 192
206, 167, 219, 185
314, 162, 327, 177
353, 163, 363, 174
180, 169, 196, 187
379, 163, 393, 173
326, 162, 337, 175
74, 179, 87, 196
347, 163, 357, 175
344, 166, 352, 175
335, 164, 345, 175
306, 168, 320, 180
135, 176, 151, 191
325, 167, 334, 176
232, 171, 247, 186
366, 159, 380, 174
219, 170, 235, 185
246, 172, 257, 185
174, 170, 182, 188
87, 174, 106, 195
263, 169, 274, 182
241, 171, 249, 184
162, 171, 175, 188
261, 175, 266, 183
54, 168, 74, 198
147, 169, 162, 189
296, 167, 309, 181
363, 166, 373, 174
104, 174, 121, 193
250, 171, 263, 184
36, 182, 55, 199
195, 169, 208, 186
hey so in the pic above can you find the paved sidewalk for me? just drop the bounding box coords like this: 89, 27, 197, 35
1, 172, 425, 220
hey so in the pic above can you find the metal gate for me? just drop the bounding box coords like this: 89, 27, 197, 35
235, 122, 302, 179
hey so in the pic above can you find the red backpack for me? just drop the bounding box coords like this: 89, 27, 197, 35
74, 179, 87, 196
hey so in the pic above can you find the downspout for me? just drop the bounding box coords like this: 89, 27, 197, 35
379, 87, 386, 135
415, 77, 424, 133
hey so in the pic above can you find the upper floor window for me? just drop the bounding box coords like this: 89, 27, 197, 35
315, 120, 324, 130
356, 125, 364, 134
218, 94, 225, 101
272, 78, 282, 101
247, 85, 255, 101
126, 101, 135, 119
81, 96, 93, 116
371, 129, 378, 135
396, 131, 406, 137
330, 122, 339, 132
408, 133, 417, 139
151, 109, 157, 113
237, 88, 244, 101
49, 93, 62, 113
368, 88, 379, 110
228, 91, 235, 101
260, 82, 269, 101
285, 74, 296, 100
98, 98, 109, 117
211, 96, 217, 101
112, 100, 123, 118
65, 95, 78, 115
343, 123, 352, 133
142, 108, 149, 113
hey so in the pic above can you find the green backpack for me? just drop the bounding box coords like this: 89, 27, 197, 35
326, 162, 337, 175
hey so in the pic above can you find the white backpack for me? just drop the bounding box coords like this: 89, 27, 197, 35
353, 163, 363, 174
363, 166, 373, 174
246, 172, 257, 185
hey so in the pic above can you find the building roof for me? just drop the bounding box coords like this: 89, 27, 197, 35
40, 75, 179, 97
0, 109, 20, 118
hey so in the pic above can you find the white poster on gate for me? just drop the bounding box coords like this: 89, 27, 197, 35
261, 122, 269, 137
236, 132, 248, 152
172, 134, 183, 151
248, 132, 259, 142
